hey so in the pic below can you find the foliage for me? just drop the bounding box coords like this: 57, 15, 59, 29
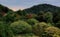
33, 22, 60, 37
25, 14, 33, 19
44, 12, 53, 23
10, 20, 32, 34
15, 10, 22, 15
56, 21, 60, 28
0, 4, 60, 37
27, 18, 39, 25
45, 26, 60, 37
15, 33, 39, 37
3, 11, 16, 22
33, 22, 51, 37
16, 10, 27, 16
0, 21, 14, 37
35, 11, 46, 22
35, 11, 53, 23
0, 4, 11, 13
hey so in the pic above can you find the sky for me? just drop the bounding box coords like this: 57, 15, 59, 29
0, 0, 60, 11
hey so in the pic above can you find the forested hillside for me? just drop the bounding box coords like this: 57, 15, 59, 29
0, 4, 60, 37
23, 4, 60, 23
23, 4, 60, 14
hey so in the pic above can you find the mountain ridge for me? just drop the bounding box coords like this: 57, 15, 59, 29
22, 4, 60, 14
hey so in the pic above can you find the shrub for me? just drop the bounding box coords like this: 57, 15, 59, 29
26, 14, 33, 19
33, 22, 50, 37
0, 21, 14, 37
44, 12, 53, 23
53, 34, 60, 37
10, 20, 32, 34
15, 33, 39, 37
45, 26, 60, 37
56, 21, 60, 28
3, 11, 17, 23
27, 18, 39, 25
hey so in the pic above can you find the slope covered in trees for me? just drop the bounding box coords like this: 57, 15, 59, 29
21, 4, 60, 26
23, 4, 60, 14
0, 4, 13, 13
0, 4, 60, 37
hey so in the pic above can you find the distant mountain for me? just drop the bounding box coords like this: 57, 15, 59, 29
21, 4, 60, 23
23, 4, 60, 14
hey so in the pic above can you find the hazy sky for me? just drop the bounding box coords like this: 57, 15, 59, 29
0, 0, 60, 11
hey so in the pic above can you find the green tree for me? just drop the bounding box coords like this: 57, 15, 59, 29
44, 12, 53, 23
15, 10, 22, 15
10, 20, 32, 34
0, 21, 14, 37
33, 22, 50, 37
3, 11, 16, 23
16, 10, 27, 16
45, 26, 60, 37
27, 18, 39, 25
56, 21, 60, 28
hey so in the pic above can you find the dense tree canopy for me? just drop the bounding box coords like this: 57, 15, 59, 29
0, 4, 60, 37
